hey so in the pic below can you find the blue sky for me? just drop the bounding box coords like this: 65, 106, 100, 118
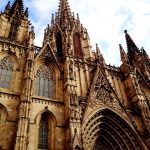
1, 0, 150, 66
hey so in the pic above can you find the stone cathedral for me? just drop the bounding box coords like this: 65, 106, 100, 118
0, 0, 150, 149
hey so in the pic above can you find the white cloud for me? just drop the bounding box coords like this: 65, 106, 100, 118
1, 0, 150, 66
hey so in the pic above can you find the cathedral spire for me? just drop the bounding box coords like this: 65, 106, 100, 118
124, 30, 140, 61
9, 0, 24, 16
56, 0, 72, 29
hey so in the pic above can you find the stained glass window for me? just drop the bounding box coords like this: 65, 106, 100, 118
36, 66, 53, 97
0, 57, 13, 88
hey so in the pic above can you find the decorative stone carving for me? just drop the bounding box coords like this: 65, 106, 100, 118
95, 84, 112, 104
42, 48, 52, 57
89, 67, 125, 115
70, 106, 80, 120
70, 94, 78, 106
69, 62, 74, 80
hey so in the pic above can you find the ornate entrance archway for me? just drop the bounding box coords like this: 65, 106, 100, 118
82, 109, 147, 150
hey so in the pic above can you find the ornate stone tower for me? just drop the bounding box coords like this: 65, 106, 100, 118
0, 0, 149, 150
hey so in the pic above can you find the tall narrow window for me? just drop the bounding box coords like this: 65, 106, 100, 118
56, 32, 62, 56
36, 66, 53, 97
73, 33, 82, 57
0, 57, 13, 88
38, 113, 49, 150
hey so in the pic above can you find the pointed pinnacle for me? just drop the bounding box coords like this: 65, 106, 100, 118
5, 1, 11, 11
10, 0, 24, 15
57, 0, 72, 23
124, 30, 139, 56
77, 13, 80, 21
96, 44, 102, 56
24, 7, 28, 17
119, 44, 128, 63
141, 47, 149, 58
51, 14, 55, 25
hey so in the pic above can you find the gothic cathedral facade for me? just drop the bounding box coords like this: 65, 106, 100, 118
0, 0, 149, 150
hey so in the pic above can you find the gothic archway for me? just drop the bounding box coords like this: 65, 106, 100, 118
82, 109, 147, 150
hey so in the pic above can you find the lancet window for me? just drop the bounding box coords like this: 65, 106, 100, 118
38, 113, 49, 150
0, 56, 14, 88
73, 33, 82, 57
36, 65, 53, 98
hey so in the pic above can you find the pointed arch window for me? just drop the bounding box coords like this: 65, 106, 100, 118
36, 66, 53, 98
38, 112, 56, 150
0, 57, 14, 88
73, 33, 82, 57
38, 113, 49, 150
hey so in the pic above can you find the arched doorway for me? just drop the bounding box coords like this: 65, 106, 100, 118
82, 109, 147, 150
